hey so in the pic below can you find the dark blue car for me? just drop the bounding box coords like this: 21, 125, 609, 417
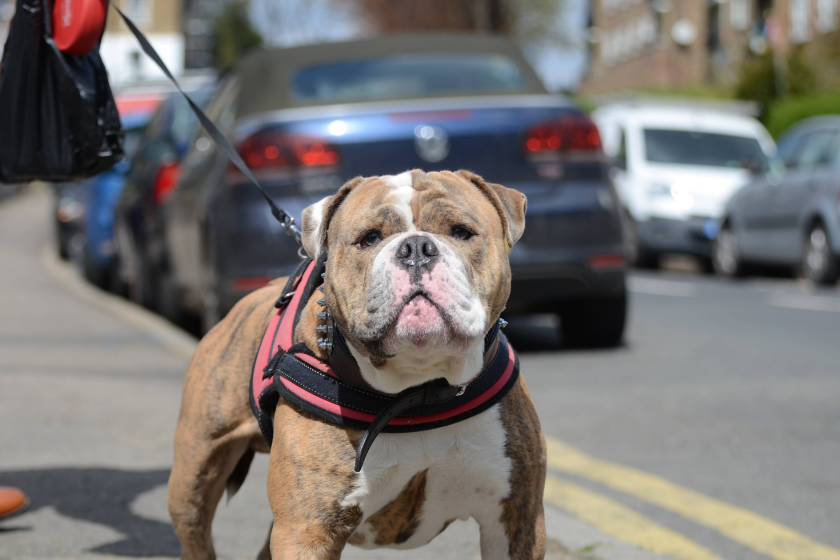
163, 34, 627, 346
113, 82, 217, 315
80, 112, 152, 287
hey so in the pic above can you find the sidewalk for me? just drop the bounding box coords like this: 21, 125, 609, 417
0, 189, 659, 559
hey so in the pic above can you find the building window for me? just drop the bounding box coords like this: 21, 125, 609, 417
730, 0, 751, 31
790, 0, 812, 43
124, 0, 151, 27
708, 1, 722, 52
816, 0, 838, 33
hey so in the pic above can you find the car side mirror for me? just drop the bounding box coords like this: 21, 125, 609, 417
114, 160, 131, 174
740, 158, 763, 175
764, 157, 785, 185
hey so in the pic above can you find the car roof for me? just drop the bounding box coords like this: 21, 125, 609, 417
594, 105, 764, 133
593, 103, 777, 155
233, 33, 548, 118
779, 115, 840, 138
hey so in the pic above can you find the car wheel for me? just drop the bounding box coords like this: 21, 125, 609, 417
157, 265, 182, 324
802, 224, 840, 285
109, 253, 128, 297
57, 227, 70, 260
559, 293, 627, 349
129, 254, 158, 309
623, 215, 659, 269
712, 225, 746, 278
81, 244, 113, 290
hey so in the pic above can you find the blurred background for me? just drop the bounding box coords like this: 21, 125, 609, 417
1, 1, 840, 559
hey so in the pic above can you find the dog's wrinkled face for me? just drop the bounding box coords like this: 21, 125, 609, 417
301, 169, 526, 393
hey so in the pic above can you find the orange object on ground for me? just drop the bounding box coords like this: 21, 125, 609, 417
0, 487, 29, 521
52, 0, 108, 56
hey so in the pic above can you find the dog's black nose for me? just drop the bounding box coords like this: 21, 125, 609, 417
395, 235, 440, 272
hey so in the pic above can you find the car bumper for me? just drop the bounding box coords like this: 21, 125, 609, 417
638, 216, 719, 257
508, 261, 626, 313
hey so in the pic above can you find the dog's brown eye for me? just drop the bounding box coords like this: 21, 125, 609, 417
357, 231, 382, 248
451, 226, 474, 240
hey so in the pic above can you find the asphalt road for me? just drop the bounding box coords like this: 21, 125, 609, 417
1, 188, 839, 560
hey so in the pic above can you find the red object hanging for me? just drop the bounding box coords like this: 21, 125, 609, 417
52, 0, 108, 56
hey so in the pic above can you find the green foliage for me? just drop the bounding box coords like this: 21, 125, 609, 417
734, 52, 777, 109
764, 91, 840, 137
213, 1, 263, 71
512, 0, 572, 47
787, 47, 817, 97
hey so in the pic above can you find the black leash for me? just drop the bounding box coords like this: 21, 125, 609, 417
108, 1, 303, 248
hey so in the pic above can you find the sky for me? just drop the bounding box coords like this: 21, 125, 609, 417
526, 0, 589, 92
248, 0, 590, 92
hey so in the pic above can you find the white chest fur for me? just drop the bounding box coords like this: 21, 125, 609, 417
343, 404, 512, 551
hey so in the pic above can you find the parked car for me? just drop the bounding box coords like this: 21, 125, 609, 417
53, 181, 88, 261
592, 102, 775, 269
165, 34, 627, 346
80, 111, 153, 288
113, 80, 217, 316
713, 116, 840, 285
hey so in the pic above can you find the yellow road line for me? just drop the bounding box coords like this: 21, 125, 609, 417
544, 475, 725, 560
546, 437, 840, 560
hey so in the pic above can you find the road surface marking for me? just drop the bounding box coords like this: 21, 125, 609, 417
628, 277, 697, 298
768, 293, 840, 313
546, 437, 840, 560
544, 475, 724, 560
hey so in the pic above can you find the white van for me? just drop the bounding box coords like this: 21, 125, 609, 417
592, 103, 776, 268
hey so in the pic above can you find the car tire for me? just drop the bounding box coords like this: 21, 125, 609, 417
623, 214, 659, 269
82, 246, 113, 290
57, 228, 70, 260
129, 254, 158, 310
712, 225, 746, 278
157, 265, 182, 324
801, 223, 840, 286
558, 293, 627, 349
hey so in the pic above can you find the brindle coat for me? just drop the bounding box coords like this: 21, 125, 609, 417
167, 170, 547, 559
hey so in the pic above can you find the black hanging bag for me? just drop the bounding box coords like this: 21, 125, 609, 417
0, 0, 123, 182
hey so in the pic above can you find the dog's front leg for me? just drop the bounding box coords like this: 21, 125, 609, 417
266, 403, 363, 560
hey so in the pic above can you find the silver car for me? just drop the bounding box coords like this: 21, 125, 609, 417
713, 116, 840, 284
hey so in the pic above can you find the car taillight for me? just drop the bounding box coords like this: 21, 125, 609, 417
232, 129, 340, 176
524, 115, 602, 159
152, 162, 181, 206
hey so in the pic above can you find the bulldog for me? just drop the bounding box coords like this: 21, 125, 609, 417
167, 169, 547, 560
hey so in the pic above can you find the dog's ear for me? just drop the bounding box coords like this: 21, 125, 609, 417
301, 176, 366, 259
456, 170, 527, 250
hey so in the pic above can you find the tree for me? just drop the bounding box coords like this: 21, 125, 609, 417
213, 1, 263, 71
351, 0, 569, 47
248, 0, 367, 47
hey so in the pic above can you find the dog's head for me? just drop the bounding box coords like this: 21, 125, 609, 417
300, 169, 526, 393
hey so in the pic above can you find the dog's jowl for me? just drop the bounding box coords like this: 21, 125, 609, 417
167, 170, 547, 560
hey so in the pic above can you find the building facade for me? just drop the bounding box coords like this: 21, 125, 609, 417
580, 0, 840, 94
101, 0, 184, 86
0, 0, 15, 58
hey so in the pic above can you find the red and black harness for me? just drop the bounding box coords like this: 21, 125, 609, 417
250, 256, 520, 472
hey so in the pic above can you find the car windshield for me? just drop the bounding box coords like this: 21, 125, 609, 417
292, 54, 528, 104
643, 129, 765, 168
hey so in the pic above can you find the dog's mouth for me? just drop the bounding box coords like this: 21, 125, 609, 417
383, 291, 450, 347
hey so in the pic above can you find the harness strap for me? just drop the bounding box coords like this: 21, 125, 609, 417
354, 379, 463, 471
250, 260, 519, 471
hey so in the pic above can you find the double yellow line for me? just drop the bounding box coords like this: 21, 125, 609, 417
543, 437, 840, 560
